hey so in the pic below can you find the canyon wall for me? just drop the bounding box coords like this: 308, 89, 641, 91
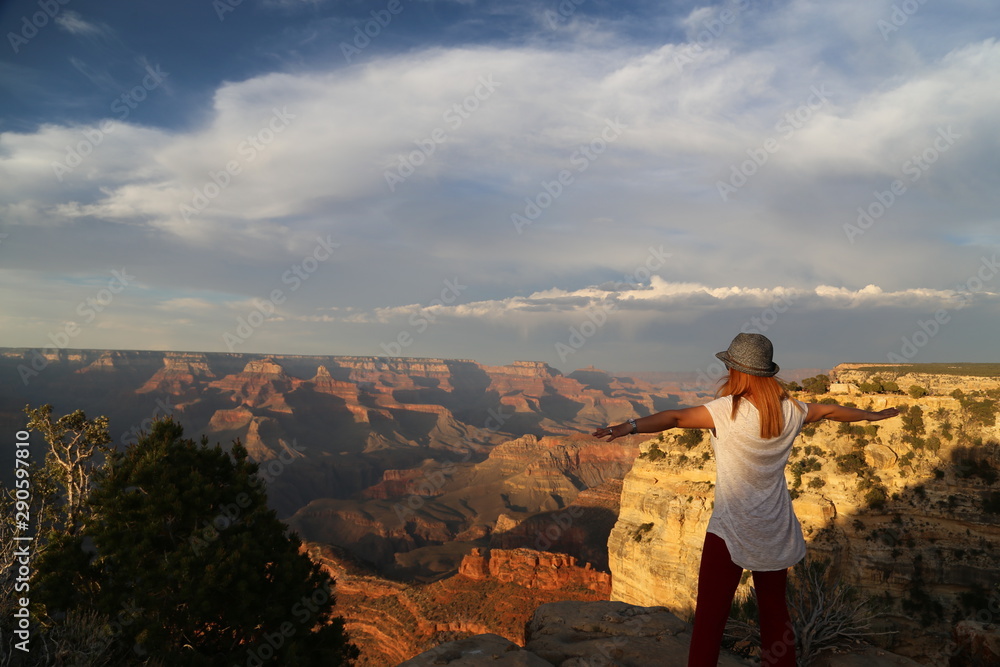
306, 543, 611, 666
609, 368, 1000, 664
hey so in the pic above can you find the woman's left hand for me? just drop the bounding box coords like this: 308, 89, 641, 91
593, 424, 620, 441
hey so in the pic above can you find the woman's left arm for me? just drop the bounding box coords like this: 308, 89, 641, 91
594, 406, 714, 442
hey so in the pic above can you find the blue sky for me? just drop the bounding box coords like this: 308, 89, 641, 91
1, 0, 998, 375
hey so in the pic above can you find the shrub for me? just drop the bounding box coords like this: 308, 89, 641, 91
838, 422, 866, 438
836, 452, 869, 476
633, 522, 654, 541
808, 477, 826, 489
865, 486, 888, 511
802, 374, 831, 395
677, 429, 704, 449
902, 405, 925, 432
726, 559, 891, 664
908, 385, 928, 399
645, 443, 666, 461
963, 398, 998, 427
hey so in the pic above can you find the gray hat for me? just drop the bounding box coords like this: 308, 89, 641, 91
716, 333, 779, 377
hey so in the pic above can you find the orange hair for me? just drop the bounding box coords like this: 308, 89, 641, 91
716, 369, 798, 439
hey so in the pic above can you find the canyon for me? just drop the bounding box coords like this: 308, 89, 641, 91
0, 348, 672, 582
5, 351, 998, 665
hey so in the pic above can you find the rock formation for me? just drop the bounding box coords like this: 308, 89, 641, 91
457, 548, 611, 595
288, 433, 640, 578
305, 544, 611, 666
398, 600, 924, 666
136, 352, 216, 396
607, 370, 1000, 665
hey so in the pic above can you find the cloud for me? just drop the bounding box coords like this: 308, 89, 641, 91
341, 277, 991, 326
55, 11, 115, 39
1, 0, 998, 368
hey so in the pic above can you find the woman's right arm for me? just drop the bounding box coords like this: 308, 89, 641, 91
805, 403, 900, 424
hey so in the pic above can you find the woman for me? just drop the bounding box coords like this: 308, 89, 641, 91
594, 333, 899, 667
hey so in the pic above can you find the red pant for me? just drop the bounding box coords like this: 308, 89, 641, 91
687, 532, 796, 667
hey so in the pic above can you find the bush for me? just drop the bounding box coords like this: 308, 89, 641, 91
802, 374, 831, 394
865, 486, 888, 511
908, 385, 928, 398
726, 559, 890, 665
677, 429, 704, 449
859, 376, 902, 394
632, 522, 654, 541
808, 477, 826, 489
962, 398, 998, 427
836, 452, 869, 476
644, 443, 666, 461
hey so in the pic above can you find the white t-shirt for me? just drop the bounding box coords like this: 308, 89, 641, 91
702, 395, 808, 571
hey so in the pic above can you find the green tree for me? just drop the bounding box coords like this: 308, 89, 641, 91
34, 419, 358, 666
801, 374, 831, 395
780, 379, 802, 392
900, 405, 926, 445
908, 385, 928, 399
881, 380, 901, 394
2, 407, 118, 665
24, 404, 112, 536
677, 429, 704, 449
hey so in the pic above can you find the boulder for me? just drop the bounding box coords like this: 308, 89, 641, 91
397, 633, 554, 666
525, 600, 747, 667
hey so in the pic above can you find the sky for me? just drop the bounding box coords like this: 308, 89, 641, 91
0, 0, 998, 376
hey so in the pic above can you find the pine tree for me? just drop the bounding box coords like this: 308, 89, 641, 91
34, 419, 358, 666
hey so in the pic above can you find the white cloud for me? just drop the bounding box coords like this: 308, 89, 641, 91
55, 11, 114, 39
2, 0, 998, 366
338, 278, 988, 326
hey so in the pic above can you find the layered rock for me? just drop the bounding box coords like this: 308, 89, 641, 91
608, 372, 1000, 665
457, 548, 611, 595
832, 363, 1000, 396
137, 352, 216, 395
308, 365, 369, 421
208, 358, 300, 412
398, 634, 552, 667
306, 544, 610, 667
489, 478, 625, 571
291, 434, 639, 577
399, 600, 926, 666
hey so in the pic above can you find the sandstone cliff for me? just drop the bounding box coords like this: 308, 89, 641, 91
2, 348, 681, 526
608, 369, 1000, 666
287, 433, 640, 579
397, 600, 924, 667
305, 543, 611, 666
